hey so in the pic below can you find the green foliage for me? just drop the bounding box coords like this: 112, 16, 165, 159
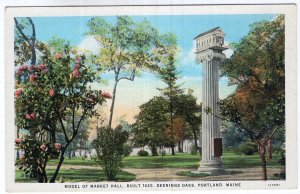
238, 141, 258, 155
15, 37, 106, 182
220, 15, 285, 140
15, 139, 60, 182
190, 144, 198, 155
137, 150, 149, 157
123, 144, 133, 157
132, 96, 169, 152
222, 122, 247, 148
133, 92, 201, 155
272, 148, 286, 180
277, 149, 285, 167
86, 16, 178, 128
220, 15, 285, 180
93, 126, 129, 181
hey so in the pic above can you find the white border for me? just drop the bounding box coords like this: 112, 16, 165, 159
1, 1, 299, 194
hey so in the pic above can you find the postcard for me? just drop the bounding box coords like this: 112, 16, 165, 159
5, 4, 297, 192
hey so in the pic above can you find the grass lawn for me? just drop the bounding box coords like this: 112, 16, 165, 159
15, 168, 136, 183
176, 171, 210, 177
123, 153, 200, 169
31, 152, 283, 170
47, 157, 99, 166
222, 151, 281, 168
122, 151, 282, 169
15, 151, 282, 182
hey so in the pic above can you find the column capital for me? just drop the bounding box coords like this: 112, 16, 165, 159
195, 49, 226, 64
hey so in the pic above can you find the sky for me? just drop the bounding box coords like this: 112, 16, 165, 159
23, 14, 277, 126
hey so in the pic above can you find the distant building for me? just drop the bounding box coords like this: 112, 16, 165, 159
194, 27, 228, 53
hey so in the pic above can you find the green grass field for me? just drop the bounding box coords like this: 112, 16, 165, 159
15, 151, 282, 182
15, 168, 136, 183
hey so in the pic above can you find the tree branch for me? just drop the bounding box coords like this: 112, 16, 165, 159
14, 18, 31, 45
72, 104, 76, 134
117, 68, 136, 82
54, 109, 69, 143
27, 17, 36, 42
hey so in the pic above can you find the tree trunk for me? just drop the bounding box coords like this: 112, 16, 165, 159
267, 139, 272, 160
150, 146, 158, 156
16, 128, 20, 160
171, 146, 175, 155
108, 78, 118, 128
68, 150, 72, 159
259, 141, 268, 180
72, 149, 76, 157
41, 165, 48, 183
49, 147, 67, 183
178, 141, 183, 152
192, 127, 201, 155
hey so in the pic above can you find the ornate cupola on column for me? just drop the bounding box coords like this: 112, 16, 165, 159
194, 27, 228, 174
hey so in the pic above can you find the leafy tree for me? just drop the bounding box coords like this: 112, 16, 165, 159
157, 35, 184, 155
14, 17, 49, 159
92, 126, 129, 181
15, 38, 107, 182
222, 121, 247, 149
173, 91, 201, 154
163, 116, 187, 151
220, 15, 285, 180
56, 116, 90, 159
14, 17, 37, 65
86, 16, 171, 128
132, 96, 169, 156
15, 138, 61, 183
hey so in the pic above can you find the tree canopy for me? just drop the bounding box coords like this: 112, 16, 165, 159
86, 16, 176, 128
220, 15, 285, 180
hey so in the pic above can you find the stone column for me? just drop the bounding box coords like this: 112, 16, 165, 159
195, 49, 226, 174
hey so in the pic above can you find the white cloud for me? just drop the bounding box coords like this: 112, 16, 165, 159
181, 43, 196, 66
181, 41, 234, 64
78, 36, 101, 55
223, 41, 234, 58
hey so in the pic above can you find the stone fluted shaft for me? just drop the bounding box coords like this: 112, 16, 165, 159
195, 49, 226, 173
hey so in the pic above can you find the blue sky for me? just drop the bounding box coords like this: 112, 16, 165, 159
23, 14, 277, 124
31, 14, 276, 79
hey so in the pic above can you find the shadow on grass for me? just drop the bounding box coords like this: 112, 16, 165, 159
47, 158, 98, 166
16, 168, 136, 183
123, 153, 200, 169
176, 171, 210, 178
222, 152, 281, 168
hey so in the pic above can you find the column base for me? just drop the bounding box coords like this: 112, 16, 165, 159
192, 159, 224, 175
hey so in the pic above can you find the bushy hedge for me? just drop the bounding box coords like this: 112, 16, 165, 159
238, 141, 258, 155
123, 144, 133, 157
137, 150, 149, 157
93, 126, 129, 181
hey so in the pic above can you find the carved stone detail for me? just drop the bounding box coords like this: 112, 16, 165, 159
195, 49, 226, 64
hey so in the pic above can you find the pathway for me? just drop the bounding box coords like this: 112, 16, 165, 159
49, 164, 283, 181
123, 167, 283, 181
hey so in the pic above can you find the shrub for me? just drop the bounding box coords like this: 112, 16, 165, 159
273, 149, 286, 180
90, 155, 97, 162
238, 141, 258, 155
278, 149, 286, 166
93, 126, 129, 181
15, 138, 60, 183
137, 150, 149, 157
190, 144, 198, 155
123, 144, 133, 157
